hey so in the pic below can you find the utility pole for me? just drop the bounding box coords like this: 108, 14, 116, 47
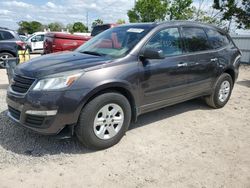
86, 11, 89, 32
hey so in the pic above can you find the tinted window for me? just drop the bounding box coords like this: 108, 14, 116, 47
0, 31, 14, 40
145, 27, 182, 56
206, 28, 230, 49
91, 25, 111, 36
182, 27, 211, 52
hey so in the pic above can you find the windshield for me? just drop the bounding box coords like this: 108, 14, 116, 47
25, 34, 35, 41
76, 26, 152, 58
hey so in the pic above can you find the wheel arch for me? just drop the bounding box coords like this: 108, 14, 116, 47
224, 68, 235, 84
0, 50, 16, 57
80, 83, 138, 123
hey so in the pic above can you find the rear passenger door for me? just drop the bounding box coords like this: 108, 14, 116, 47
180, 27, 217, 93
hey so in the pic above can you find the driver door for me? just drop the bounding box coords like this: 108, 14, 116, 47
139, 27, 190, 112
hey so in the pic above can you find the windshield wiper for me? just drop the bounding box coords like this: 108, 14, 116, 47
81, 51, 104, 56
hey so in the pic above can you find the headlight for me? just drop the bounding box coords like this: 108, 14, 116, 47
33, 71, 84, 91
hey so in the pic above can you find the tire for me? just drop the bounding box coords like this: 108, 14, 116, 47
76, 92, 131, 150
205, 73, 233, 108
0, 52, 14, 68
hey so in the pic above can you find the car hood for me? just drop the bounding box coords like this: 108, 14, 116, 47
15, 51, 111, 78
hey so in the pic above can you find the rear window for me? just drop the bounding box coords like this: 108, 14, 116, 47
205, 28, 230, 49
0, 30, 14, 40
182, 27, 211, 52
91, 25, 111, 37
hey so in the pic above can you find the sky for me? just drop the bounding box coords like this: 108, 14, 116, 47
0, 0, 213, 30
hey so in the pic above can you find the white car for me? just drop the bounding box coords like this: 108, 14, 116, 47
26, 32, 46, 53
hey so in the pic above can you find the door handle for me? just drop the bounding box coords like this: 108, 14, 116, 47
210, 58, 218, 62
177, 62, 188, 67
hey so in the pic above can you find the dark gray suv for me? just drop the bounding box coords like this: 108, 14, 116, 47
0, 27, 26, 67
6, 21, 241, 149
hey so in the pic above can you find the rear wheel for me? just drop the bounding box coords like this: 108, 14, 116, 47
76, 92, 131, 150
0, 52, 14, 68
205, 73, 233, 108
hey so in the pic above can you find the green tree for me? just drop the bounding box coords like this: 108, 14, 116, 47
237, 0, 250, 29
127, 0, 169, 22
169, 0, 194, 20
72, 22, 88, 32
66, 23, 74, 33
213, 0, 250, 30
194, 7, 225, 27
116, 19, 126, 24
18, 21, 44, 34
48, 22, 64, 31
92, 19, 104, 27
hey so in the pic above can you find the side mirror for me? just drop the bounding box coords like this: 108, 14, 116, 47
141, 48, 165, 60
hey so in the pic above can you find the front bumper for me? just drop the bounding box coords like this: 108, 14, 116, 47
6, 88, 89, 135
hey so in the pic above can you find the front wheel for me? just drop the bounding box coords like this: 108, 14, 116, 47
205, 73, 233, 108
76, 92, 131, 150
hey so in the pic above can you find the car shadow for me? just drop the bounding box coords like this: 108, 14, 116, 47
0, 98, 210, 157
237, 80, 250, 88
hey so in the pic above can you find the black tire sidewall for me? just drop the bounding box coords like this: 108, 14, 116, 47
76, 93, 131, 150
0, 52, 14, 68
213, 73, 233, 108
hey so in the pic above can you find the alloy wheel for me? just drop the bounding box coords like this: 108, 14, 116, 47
93, 103, 124, 140
218, 80, 230, 102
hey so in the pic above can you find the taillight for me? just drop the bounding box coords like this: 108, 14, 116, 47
16, 41, 26, 50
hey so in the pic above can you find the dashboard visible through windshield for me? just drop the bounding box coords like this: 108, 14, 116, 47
76, 26, 152, 58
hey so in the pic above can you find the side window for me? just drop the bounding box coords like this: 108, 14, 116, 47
35, 35, 44, 42
205, 28, 230, 49
0, 31, 4, 40
145, 27, 182, 56
0, 31, 14, 40
182, 27, 211, 52
41, 35, 44, 41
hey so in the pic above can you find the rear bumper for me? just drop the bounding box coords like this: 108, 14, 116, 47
6, 88, 89, 135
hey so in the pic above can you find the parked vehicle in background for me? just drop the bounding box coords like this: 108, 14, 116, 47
6, 21, 241, 149
0, 27, 26, 68
19, 35, 28, 41
91, 23, 118, 37
25, 32, 45, 53
43, 32, 91, 54
44, 24, 118, 54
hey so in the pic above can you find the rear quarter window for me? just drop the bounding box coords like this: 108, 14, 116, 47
182, 27, 211, 53
205, 28, 230, 49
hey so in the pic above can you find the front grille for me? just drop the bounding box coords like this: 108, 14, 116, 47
8, 106, 21, 120
11, 75, 35, 94
25, 114, 45, 127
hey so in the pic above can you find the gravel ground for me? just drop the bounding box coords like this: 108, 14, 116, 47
0, 62, 249, 188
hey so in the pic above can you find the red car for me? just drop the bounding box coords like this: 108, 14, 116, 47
43, 24, 118, 54
43, 32, 90, 54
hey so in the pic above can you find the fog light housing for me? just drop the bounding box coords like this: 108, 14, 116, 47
25, 110, 57, 116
